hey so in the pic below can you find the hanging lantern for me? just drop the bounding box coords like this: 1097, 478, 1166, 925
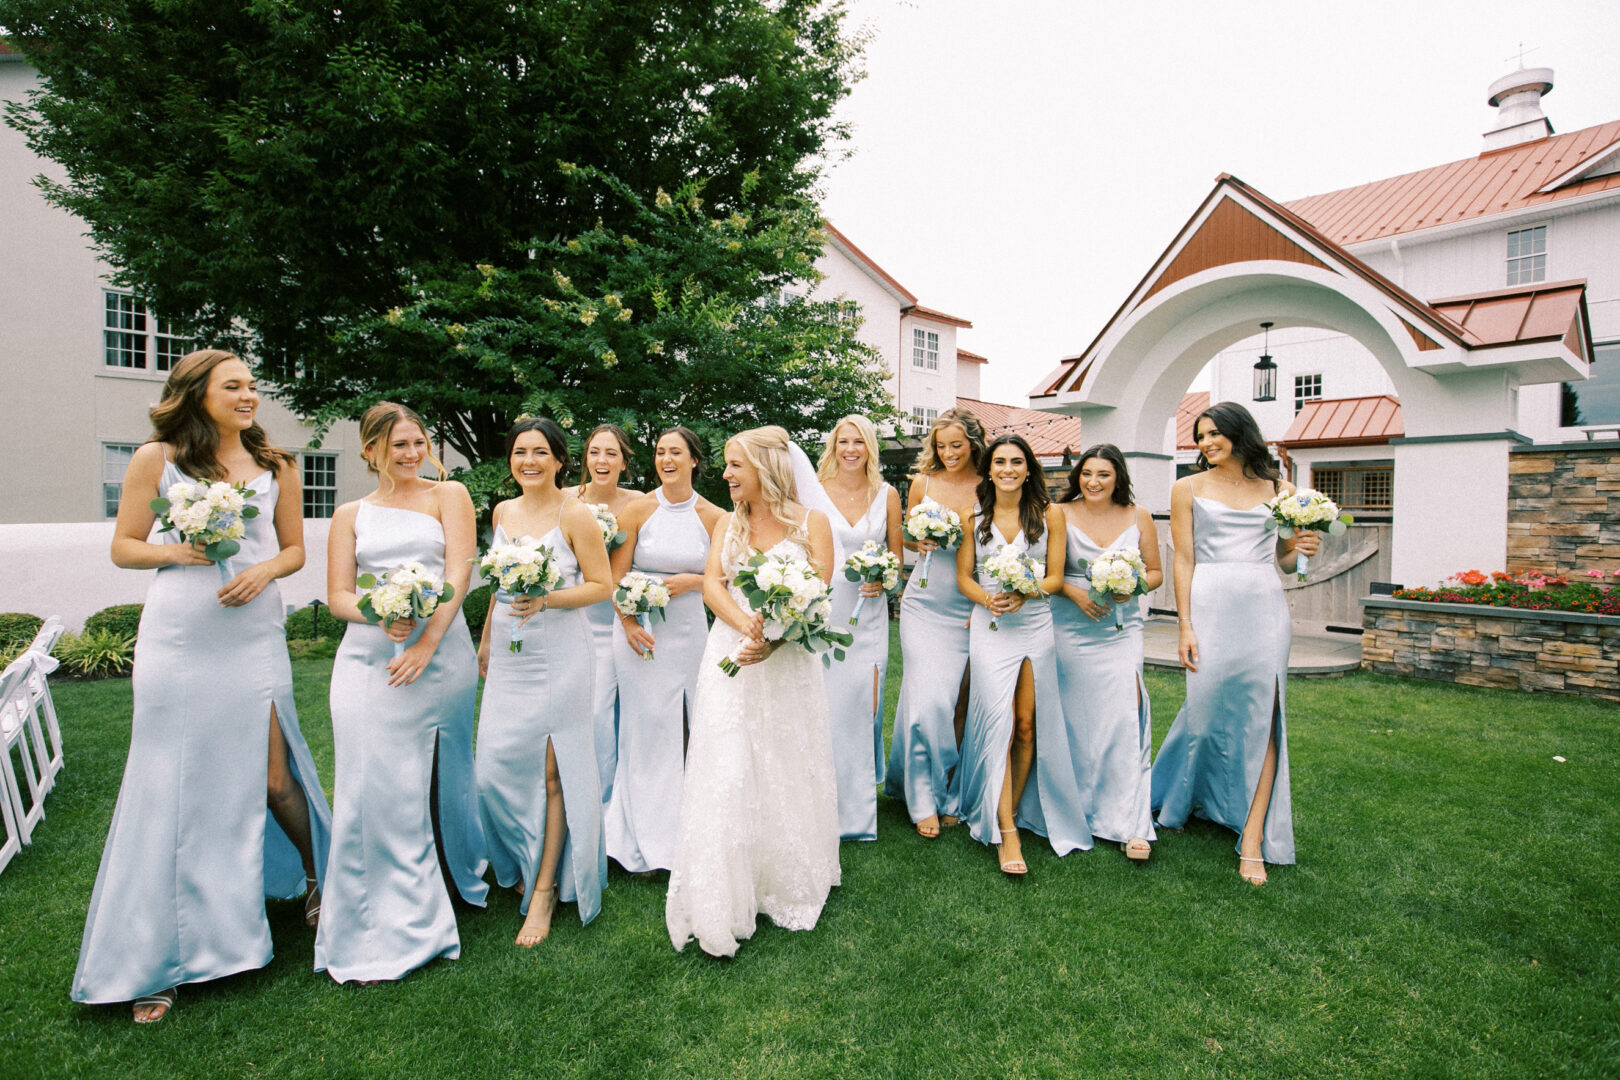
1253, 321, 1277, 402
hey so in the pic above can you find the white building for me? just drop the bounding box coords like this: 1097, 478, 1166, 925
1, 44, 377, 527
1033, 65, 1615, 587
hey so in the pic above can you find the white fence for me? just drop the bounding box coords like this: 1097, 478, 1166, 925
2, 521, 335, 630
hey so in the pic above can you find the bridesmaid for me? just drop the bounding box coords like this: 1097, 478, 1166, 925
1151, 402, 1318, 885
816, 414, 901, 841
955, 434, 1091, 875
884, 407, 984, 837
572, 423, 643, 808
604, 426, 725, 874
316, 402, 487, 983
1052, 445, 1163, 861
477, 418, 612, 946
73, 349, 331, 1023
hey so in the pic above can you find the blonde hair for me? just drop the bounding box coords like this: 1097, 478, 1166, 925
816, 414, 884, 502
912, 406, 987, 474
359, 402, 446, 494
721, 425, 808, 564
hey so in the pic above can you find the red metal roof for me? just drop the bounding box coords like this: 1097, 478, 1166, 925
1176, 392, 1211, 450
905, 304, 972, 329
1028, 358, 1080, 399
1427, 279, 1591, 349
955, 348, 988, 365
958, 397, 1086, 459
1284, 119, 1620, 246
1280, 395, 1404, 447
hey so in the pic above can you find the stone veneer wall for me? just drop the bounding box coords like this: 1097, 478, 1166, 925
1361, 597, 1620, 702
1506, 444, 1620, 575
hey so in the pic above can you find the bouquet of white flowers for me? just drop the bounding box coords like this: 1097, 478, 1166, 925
150, 479, 260, 585
718, 552, 853, 676
1080, 546, 1151, 631
1263, 488, 1353, 581
902, 498, 964, 589
357, 562, 456, 658
477, 537, 563, 653
613, 571, 672, 660
841, 541, 903, 626
590, 503, 628, 551
978, 544, 1045, 631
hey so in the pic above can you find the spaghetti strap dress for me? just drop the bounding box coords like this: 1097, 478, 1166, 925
956, 521, 1091, 855
884, 479, 972, 824
584, 570, 621, 809
1051, 522, 1155, 846
1150, 496, 1295, 864
605, 488, 710, 873
314, 501, 488, 984
475, 522, 604, 925
73, 461, 332, 1005
821, 483, 891, 841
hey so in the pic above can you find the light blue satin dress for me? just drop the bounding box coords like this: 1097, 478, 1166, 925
884, 485, 973, 825
73, 461, 332, 1005
956, 521, 1091, 855
1052, 521, 1155, 846
821, 484, 891, 841
605, 488, 709, 873
476, 522, 604, 925
584, 579, 620, 809
1151, 496, 1295, 864
315, 502, 488, 984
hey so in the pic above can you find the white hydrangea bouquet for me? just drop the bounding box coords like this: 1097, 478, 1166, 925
718, 552, 854, 676
357, 562, 455, 658
150, 479, 260, 585
978, 544, 1046, 630
613, 571, 672, 660
1263, 488, 1353, 581
842, 540, 903, 626
590, 503, 628, 551
1082, 546, 1151, 631
477, 537, 563, 653
902, 498, 964, 589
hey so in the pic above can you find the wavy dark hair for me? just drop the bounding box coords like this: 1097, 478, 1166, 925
1192, 402, 1279, 483
975, 434, 1049, 545
506, 417, 570, 488
1059, 443, 1133, 506
577, 422, 635, 488
148, 349, 293, 481
657, 425, 706, 477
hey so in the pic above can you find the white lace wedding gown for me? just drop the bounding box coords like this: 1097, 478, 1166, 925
665, 533, 841, 958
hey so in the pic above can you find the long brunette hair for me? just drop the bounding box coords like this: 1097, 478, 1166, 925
507, 417, 570, 488
1193, 402, 1279, 482
148, 349, 292, 481
1058, 444, 1133, 507
975, 434, 1049, 545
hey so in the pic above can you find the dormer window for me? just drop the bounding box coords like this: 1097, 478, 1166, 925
1506, 225, 1547, 285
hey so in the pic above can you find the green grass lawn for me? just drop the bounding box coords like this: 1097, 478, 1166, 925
3, 628, 1617, 1079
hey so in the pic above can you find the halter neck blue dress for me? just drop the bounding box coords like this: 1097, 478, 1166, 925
73, 460, 332, 1005
315, 501, 488, 983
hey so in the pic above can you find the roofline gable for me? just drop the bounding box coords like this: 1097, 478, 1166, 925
821, 221, 918, 305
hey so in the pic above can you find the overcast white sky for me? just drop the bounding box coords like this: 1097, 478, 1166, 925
818, 0, 1620, 405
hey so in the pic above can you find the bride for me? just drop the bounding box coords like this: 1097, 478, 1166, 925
665, 426, 841, 957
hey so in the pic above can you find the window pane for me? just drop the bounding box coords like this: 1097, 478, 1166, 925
1563, 343, 1620, 426
302, 453, 339, 518
102, 443, 139, 517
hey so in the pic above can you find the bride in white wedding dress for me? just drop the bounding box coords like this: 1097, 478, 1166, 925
665, 426, 842, 958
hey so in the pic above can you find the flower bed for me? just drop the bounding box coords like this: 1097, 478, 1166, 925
1393, 569, 1620, 616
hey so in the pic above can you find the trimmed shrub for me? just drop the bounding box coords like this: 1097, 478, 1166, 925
53, 629, 135, 679
0, 613, 44, 652
285, 603, 346, 641
85, 604, 144, 641
463, 584, 494, 638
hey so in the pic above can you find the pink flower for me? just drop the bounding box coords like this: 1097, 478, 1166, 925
1587, 570, 1604, 578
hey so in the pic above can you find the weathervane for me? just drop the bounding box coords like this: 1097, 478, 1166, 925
1504, 43, 1537, 71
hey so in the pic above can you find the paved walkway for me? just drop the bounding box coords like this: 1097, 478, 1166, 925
1141, 615, 1363, 676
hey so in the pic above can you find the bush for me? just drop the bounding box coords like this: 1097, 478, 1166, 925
85, 603, 144, 641
0, 613, 44, 652
53, 629, 135, 679
285, 603, 346, 641
287, 638, 339, 662
463, 584, 494, 638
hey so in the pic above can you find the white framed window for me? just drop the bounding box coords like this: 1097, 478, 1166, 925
910, 406, 938, 435
104, 292, 190, 371
102, 442, 141, 518
1294, 374, 1323, 414
1506, 225, 1547, 286
1312, 464, 1392, 513
911, 328, 939, 370
302, 452, 338, 518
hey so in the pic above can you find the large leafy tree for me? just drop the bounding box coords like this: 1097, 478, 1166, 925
2, 0, 888, 497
